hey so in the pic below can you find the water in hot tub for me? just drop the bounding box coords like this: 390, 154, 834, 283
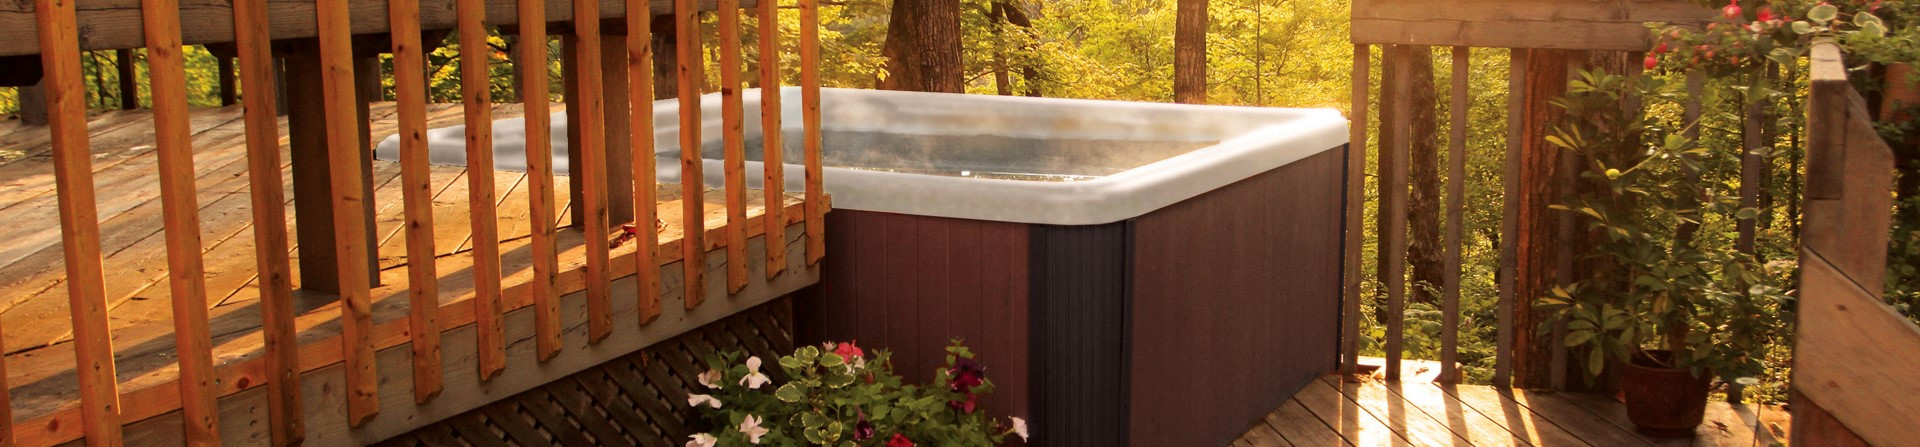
674, 130, 1217, 182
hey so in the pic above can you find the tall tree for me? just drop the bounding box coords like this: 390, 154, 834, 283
1173, 0, 1205, 103
880, 0, 963, 92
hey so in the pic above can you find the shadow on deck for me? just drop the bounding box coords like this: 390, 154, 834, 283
1236, 360, 1791, 447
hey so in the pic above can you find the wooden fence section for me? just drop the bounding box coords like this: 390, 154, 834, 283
1790, 41, 1920, 447
1349, 0, 1714, 51
16, 0, 829, 442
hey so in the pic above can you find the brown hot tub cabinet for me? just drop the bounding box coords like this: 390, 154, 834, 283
665, 88, 1349, 446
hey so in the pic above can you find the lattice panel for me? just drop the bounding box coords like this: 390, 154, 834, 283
376, 298, 795, 447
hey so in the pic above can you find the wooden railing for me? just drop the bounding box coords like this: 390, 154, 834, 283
1789, 41, 1919, 446
21, 0, 827, 442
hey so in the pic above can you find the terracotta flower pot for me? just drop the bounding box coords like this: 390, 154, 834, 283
1618, 350, 1711, 439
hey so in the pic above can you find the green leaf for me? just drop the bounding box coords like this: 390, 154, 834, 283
775, 383, 806, 403
1564, 330, 1595, 347
1588, 347, 1606, 377
1854, 11, 1883, 27
820, 353, 846, 368
1807, 4, 1837, 23
1790, 20, 1813, 34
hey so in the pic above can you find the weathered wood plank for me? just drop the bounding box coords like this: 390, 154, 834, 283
519, 0, 564, 362
1348, 1, 1713, 51
626, 0, 662, 324
1264, 399, 1351, 447
140, 0, 221, 440
389, 0, 444, 404
1494, 47, 1524, 388
574, 0, 616, 343
1438, 384, 1586, 446
675, 0, 707, 307
1376, 380, 1527, 446
315, 0, 380, 426
1290, 378, 1409, 446
1381, 45, 1411, 380
457, 0, 508, 381
1440, 46, 1465, 384
1321, 376, 1470, 446
34, 0, 125, 442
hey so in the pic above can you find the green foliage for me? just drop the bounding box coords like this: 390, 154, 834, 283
1535, 69, 1789, 383
689, 339, 1024, 446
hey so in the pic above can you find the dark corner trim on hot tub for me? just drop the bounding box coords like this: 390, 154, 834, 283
1335, 142, 1352, 373
1026, 222, 1132, 447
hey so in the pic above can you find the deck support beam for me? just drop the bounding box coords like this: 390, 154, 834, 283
285, 42, 380, 295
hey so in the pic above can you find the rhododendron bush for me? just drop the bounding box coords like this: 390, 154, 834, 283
685, 339, 1027, 446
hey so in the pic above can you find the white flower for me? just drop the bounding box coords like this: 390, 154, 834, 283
1010, 417, 1029, 441
686, 433, 717, 447
739, 414, 770, 444
687, 393, 722, 409
698, 368, 724, 389
739, 356, 771, 389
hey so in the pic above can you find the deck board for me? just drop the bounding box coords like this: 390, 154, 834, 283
1240, 373, 1792, 447
0, 102, 811, 425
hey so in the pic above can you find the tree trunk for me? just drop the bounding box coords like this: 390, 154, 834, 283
1514, 48, 1573, 390
1408, 46, 1441, 306
879, 0, 963, 93
1173, 0, 1206, 103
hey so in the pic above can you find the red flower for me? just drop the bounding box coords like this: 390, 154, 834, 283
1644, 55, 1659, 70
1722, 0, 1741, 19
1653, 42, 1669, 54
887, 434, 915, 447
834, 340, 864, 361
1755, 7, 1775, 22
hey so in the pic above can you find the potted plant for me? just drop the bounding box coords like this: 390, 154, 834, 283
685, 339, 1028, 446
1537, 69, 1786, 438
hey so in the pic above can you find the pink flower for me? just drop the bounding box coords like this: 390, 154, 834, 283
887, 434, 915, 447
738, 415, 770, 444
1653, 42, 1669, 54
833, 340, 864, 361
1645, 55, 1659, 70
1722, 0, 1741, 19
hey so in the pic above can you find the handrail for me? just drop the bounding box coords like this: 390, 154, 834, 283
21, 0, 827, 443
1790, 40, 1920, 446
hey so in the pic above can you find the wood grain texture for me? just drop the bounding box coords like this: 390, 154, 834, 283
626, 0, 663, 324
1381, 44, 1410, 381
389, 0, 445, 404
35, 0, 125, 443
1440, 46, 1465, 383
518, 0, 564, 362
757, 0, 785, 279
315, 0, 380, 426
228, 0, 302, 441
1341, 44, 1367, 376
718, 0, 749, 294
675, 0, 707, 307
574, 0, 616, 343
139, 0, 221, 441
1348, 0, 1713, 51
456, 0, 507, 381
1493, 47, 1524, 388
799, 0, 823, 265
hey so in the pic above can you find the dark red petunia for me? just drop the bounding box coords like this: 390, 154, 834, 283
887, 433, 915, 447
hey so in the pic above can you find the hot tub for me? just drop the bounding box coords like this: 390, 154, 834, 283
381, 88, 1349, 445
666, 88, 1350, 446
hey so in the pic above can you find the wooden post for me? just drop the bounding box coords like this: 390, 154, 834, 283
35, 0, 123, 441
518, 0, 564, 362
628, 0, 664, 324
1340, 44, 1367, 376
602, 34, 636, 226
564, 34, 586, 228
285, 45, 379, 295
141, 0, 221, 440
389, 0, 444, 404
115, 49, 137, 109
457, 0, 507, 381
16, 81, 46, 126
758, 0, 786, 279
800, 0, 823, 265
573, 0, 616, 343
218, 56, 237, 106
1382, 44, 1411, 381
314, 0, 381, 422
1494, 47, 1524, 388
230, 0, 303, 438
1441, 46, 1467, 383
720, 0, 748, 294
676, 0, 707, 307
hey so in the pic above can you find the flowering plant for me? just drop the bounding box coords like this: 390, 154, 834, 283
1645, 0, 1918, 74
685, 339, 1028, 446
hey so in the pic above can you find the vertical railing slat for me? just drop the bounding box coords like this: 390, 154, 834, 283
575, 0, 617, 343
389, 0, 445, 403
1340, 44, 1367, 376
231, 0, 302, 439
316, 0, 381, 425
1382, 44, 1411, 381
677, 0, 709, 308
758, 0, 786, 279
520, 0, 565, 361
628, 0, 664, 324
1440, 46, 1467, 383
458, 0, 507, 380
801, 0, 824, 265
142, 0, 220, 440
719, 0, 750, 293
37, 0, 124, 442
1494, 48, 1526, 388
0, 319, 9, 446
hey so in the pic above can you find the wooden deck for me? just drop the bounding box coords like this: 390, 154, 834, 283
0, 103, 809, 428
1235, 362, 1792, 447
